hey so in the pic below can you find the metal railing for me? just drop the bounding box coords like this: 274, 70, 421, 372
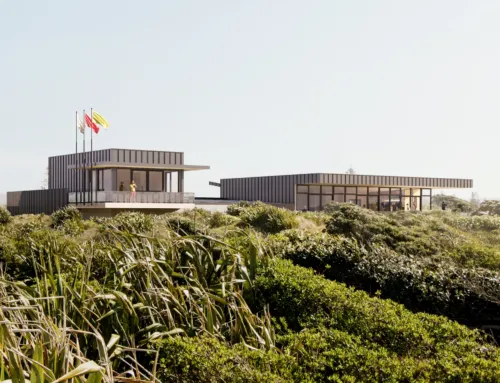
68, 191, 195, 204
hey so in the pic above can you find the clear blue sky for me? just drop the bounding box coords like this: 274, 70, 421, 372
1, 0, 498, 199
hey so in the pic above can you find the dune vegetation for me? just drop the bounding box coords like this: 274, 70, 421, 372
1, 200, 500, 382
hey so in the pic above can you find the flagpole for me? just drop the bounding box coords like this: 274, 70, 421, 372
83, 109, 86, 205
75, 111, 78, 205
90, 108, 94, 205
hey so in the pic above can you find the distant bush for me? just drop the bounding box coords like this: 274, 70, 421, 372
475, 200, 500, 216
0, 207, 12, 225
227, 201, 252, 217
253, 258, 500, 364
209, 211, 239, 228
163, 215, 208, 236
51, 205, 82, 228
108, 212, 153, 233
433, 194, 476, 213
239, 202, 299, 234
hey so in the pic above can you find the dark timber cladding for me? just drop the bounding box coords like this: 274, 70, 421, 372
7, 189, 68, 215
49, 149, 185, 192
221, 174, 321, 204
220, 173, 473, 204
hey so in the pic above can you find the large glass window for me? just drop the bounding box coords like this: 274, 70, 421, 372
357, 195, 367, 208
321, 194, 332, 207
334, 194, 344, 203
296, 194, 308, 211
346, 187, 356, 194
309, 185, 321, 194
346, 194, 356, 204
297, 185, 308, 193
132, 171, 147, 192
322, 186, 333, 195
357, 187, 368, 196
390, 188, 402, 211
309, 195, 321, 211
422, 196, 431, 211
117, 169, 130, 191
334, 187, 345, 194
149, 171, 163, 192
368, 196, 378, 211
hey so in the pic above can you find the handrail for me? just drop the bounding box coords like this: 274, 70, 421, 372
68, 191, 195, 204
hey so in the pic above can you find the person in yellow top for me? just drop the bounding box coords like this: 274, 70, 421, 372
130, 180, 137, 202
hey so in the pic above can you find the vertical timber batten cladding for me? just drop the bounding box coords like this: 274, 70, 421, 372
49, 149, 185, 192
219, 173, 473, 212
7, 189, 68, 215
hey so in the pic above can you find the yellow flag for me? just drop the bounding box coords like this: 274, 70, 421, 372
92, 110, 109, 129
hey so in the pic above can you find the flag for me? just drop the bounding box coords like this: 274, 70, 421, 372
92, 110, 109, 129
77, 112, 85, 134
85, 113, 99, 134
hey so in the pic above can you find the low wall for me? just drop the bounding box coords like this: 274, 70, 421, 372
7, 189, 68, 215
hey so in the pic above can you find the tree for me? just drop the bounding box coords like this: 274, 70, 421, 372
470, 192, 481, 207
41, 167, 48, 190
346, 167, 356, 175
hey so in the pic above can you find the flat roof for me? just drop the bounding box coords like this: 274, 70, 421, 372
220, 173, 473, 189
68, 163, 209, 171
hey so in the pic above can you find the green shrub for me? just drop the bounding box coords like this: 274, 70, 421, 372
107, 212, 153, 233
154, 336, 302, 382
252, 259, 499, 360
163, 215, 208, 235
51, 205, 82, 228
227, 201, 253, 216
239, 202, 299, 234
267, 230, 500, 338
433, 194, 476, 213
0, 207, 12, 225
209, 211, 240, 228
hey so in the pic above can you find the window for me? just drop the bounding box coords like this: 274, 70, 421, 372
422, 196, 431, 211
132, 171, 147, 192
322, 186, 333, 194
321, 194, 332, 207
297, 185, 308, 193
334, 187, 345, 194
334, 194, 344, 203
296, 194, 308, 210
368, 196, 378, 211
309, 185, 321, 194
357, 187, 368, 195
149, 171, 163, 192
346, 194, 356, 204
309, 195, 321, 211
346, 187, 356, 194
117, 169, 130, 191
357, 195, 367, 208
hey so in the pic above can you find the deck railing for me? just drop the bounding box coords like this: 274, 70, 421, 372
68, 191, 195, 204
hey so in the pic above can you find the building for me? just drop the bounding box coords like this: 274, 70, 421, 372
216, 173, 473, 212
7, 148, 209, 217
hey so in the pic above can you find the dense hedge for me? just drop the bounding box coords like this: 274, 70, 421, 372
154, 336, 301, 382
266, 230, 500, 335
252, 259, 500, 363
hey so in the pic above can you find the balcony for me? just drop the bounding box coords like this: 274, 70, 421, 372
69, 191, 195, 205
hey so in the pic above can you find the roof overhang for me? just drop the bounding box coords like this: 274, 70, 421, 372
68, 163, 210, 171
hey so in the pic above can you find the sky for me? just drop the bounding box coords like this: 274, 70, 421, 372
1, 0, 499, 201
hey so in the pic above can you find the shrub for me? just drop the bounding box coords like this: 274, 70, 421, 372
51, 205, 82, 228
475, 200, 500, 216
107, 212, 153, 233
0, 207, 12, 225
163, 215, 208, 235
433, 194, 476, 213
239, 202, 299, 234
252, 258, 500, 361
209, 211, 240, 228
154, 336, 301, 382
227, 201, 253, 216
267, 230, 500, 337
